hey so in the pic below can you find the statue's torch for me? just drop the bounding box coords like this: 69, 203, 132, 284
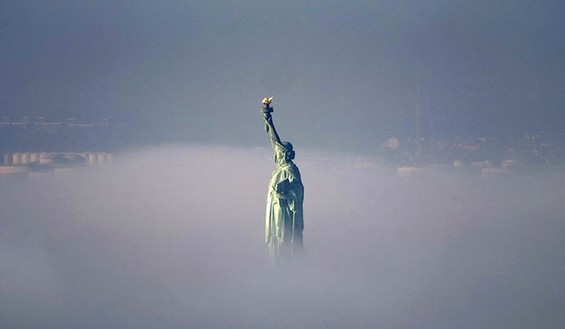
261, 97, 274, 132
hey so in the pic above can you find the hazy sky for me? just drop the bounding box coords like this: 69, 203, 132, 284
1, 1, 564, 151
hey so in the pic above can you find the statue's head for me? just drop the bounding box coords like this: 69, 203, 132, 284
282, 141, 295, 161
274, 141, 295, 164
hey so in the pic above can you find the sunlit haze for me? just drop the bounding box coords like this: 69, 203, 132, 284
2, 145, 565, 328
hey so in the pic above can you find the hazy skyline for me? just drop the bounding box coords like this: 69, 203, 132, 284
1, 1, 565, 152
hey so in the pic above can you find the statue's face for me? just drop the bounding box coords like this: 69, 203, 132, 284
274, 151, 286, 164
274, 150, 294, 164
275, 141, 294, 164
275, 152, 290, 163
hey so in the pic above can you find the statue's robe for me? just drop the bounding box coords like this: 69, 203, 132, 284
265, 142, 304, 260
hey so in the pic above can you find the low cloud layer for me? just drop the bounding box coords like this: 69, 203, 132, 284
1, 145, 565, 328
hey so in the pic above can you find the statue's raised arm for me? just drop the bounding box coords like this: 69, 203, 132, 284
261, 97, 282, 147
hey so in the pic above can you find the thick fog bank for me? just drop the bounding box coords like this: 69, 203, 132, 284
1, 145, 564, 329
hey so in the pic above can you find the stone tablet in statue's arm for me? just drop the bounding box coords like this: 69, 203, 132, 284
275, 177, 301, 201
275, 179, 292, 195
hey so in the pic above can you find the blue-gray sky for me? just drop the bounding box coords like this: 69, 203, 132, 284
1, 1, 564, 150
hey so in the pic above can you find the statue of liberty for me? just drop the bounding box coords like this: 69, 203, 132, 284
261, 97, 305, 263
